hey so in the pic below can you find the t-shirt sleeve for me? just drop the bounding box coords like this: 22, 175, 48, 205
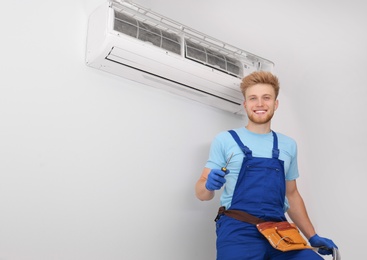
285, 141, 299, 181
205, 133, 227, 170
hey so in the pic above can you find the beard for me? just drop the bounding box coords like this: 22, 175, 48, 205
247, 112, 274, 124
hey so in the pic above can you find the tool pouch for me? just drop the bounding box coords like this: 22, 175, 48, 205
256, 221, 313, 252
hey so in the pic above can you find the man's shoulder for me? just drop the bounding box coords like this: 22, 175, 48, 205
215, 128, 243, 137
274, 131, 295, 141
273, 131, 297, 150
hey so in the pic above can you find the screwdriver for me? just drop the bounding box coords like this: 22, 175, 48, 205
221, 152, 234, 173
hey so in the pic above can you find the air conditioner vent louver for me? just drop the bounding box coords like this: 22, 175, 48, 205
113, 11, 181, 55
185, 39, 241, 77
113, 10, 242, 77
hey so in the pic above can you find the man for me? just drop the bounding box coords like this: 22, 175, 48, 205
195, 71, 337, 259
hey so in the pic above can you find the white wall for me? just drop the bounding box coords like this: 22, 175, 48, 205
0, 0, 365, 259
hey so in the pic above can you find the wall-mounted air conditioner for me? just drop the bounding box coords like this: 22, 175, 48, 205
86, 0, 274, 115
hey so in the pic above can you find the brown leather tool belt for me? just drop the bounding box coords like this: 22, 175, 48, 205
215, 206, 315, 252
215, 206, 267, 224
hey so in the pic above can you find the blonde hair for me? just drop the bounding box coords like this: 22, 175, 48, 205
240, 71, 280, 99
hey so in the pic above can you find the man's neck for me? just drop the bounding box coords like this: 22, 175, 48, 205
245, 121, 272, 134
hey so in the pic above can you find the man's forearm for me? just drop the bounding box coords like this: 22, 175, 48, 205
287, 196, 316, 239
195, 178, 215, 201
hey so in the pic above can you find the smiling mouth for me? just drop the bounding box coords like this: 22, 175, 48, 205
254, 110, 267, 114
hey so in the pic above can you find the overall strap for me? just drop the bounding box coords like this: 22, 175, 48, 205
271, 131, 280, 159
228, 130, 252, 158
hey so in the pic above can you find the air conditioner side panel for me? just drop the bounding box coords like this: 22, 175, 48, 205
85, 2, 112, 66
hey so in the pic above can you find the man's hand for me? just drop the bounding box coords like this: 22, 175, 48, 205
205, 169, 228, 191
309, 234, 338, 255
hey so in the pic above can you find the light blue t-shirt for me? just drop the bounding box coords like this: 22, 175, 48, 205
205, 127, 299, 211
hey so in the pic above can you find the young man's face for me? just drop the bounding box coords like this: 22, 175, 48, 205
243, 83, 279, 125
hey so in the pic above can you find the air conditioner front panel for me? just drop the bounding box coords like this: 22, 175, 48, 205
89, 51, 245, 114
105, 43, 244, 104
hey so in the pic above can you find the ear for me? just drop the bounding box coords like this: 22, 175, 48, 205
274, 99, 279, 110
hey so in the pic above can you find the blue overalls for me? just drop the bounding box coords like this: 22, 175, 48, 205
215, 130, 322, 260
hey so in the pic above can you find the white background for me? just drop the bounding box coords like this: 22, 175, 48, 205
0, 0, 366, 259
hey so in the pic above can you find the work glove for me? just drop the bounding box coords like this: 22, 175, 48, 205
205, 169, 229, 191
309, 234, 338, 255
